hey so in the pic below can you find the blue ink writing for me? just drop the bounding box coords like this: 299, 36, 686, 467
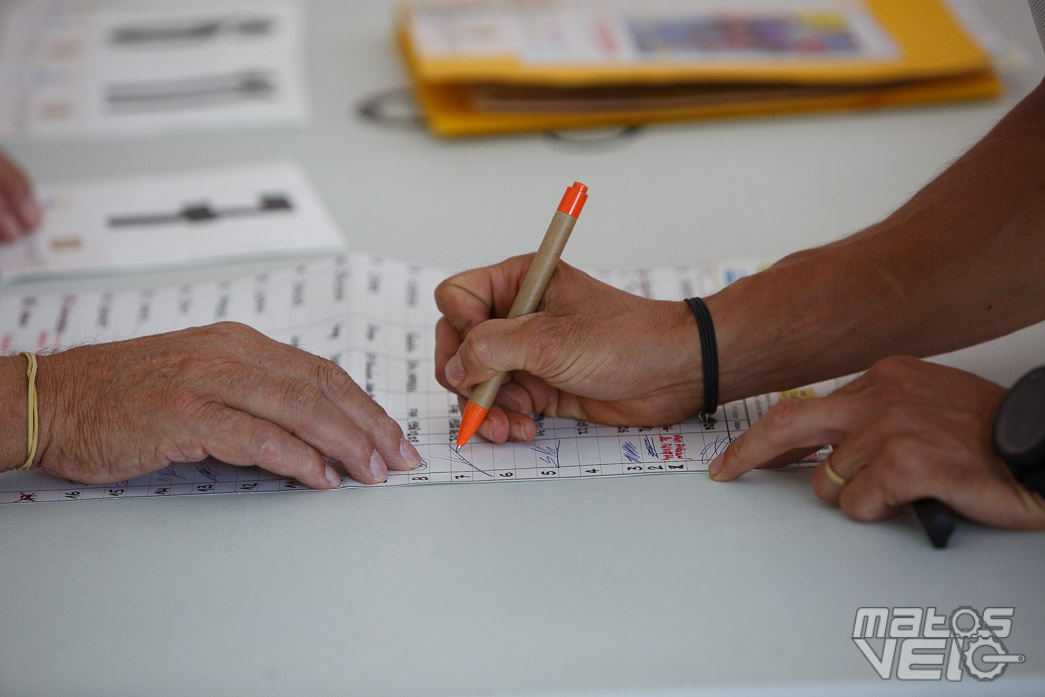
531, 441, 561, 468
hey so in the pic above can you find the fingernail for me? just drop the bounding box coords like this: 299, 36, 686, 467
446, 354, 464, 386
509, 420, 533, 441
21, 197, 41, 228
400, 437, 421, 467
370, 451, 388, 481
708, 457, 722, 481
325, 465, 342, 488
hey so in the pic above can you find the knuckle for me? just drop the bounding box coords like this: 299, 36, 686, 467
210, 321, 257, 341
464, 329, 495, 368
257, 435, 284, 463
279, 374, 321, 406
527, 319, 567, 373
173, 391, 220, 425
210, 320, 241, 334
374, 416, 405, 445
767, 398, 801, 425
761, 400, 802, 443
875, 405, 914, 435
865, 357, 896, 382
877, 440, 920, 480
867, 355, 915, 383
310, 358, 356, 400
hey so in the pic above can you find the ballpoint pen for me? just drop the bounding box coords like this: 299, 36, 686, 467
455, 181, 588, 451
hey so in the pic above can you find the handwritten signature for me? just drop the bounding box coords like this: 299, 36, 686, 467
431, 448, 493, 477
624, 436, 660, 463
531, 441, 561, 468
700, 433, 733, 462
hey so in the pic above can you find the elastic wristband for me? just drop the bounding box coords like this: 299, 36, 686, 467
684, 297, 719, 423
16, 351, 39, 471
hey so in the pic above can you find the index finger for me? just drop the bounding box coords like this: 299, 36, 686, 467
197, 324, 418, 474
709, 395, 863, 481
212, 365, 400, 484
435, 316, 464, 394
434, 255, 534, 334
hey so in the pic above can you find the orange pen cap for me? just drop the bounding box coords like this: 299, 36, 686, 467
556, 181, 588, 218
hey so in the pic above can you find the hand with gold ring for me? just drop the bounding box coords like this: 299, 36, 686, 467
708, 356, 1045, 530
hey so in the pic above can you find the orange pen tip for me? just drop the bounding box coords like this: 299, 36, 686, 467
456, 402, 490, 449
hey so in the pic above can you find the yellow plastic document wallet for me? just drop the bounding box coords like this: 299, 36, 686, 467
396, 0, 1000, 136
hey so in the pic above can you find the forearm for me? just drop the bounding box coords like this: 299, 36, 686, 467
711, 79, 1045, 401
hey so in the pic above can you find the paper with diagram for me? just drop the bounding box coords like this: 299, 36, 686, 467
0, 0, 307, 140
0, 161, 346, 283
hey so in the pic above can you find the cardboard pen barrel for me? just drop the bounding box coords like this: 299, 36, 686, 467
467, 208, 578, 412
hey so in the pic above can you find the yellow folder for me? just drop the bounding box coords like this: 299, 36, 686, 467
396, 0, 1000, 137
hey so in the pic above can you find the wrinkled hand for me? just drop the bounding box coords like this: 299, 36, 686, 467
709, 356, 1045, 530
434, 255, 702, 443
0, 149, 41, 241
31, 322, 420, 487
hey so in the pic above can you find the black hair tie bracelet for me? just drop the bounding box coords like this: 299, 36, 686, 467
684, 297, 719, 425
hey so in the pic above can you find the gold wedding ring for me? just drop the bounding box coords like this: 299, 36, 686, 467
823, 459, 847, 487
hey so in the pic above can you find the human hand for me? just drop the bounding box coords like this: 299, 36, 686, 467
24, 322, 420, 487
0, 149, 41, 241
709, 356, 1045, 530
434, 255, 702, 443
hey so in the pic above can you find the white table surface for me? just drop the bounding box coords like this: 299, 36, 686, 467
2, 2, 1045, 696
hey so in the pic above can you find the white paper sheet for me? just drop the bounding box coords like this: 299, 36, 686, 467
0, 0, 307, 140
0, 161, 347, 282
0, 252, 840, 504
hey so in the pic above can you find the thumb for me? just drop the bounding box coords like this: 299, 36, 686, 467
444, 314, 555, 391
945, 474, 1045, 530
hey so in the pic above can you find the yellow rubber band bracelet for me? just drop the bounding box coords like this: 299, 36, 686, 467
16, 351, 38, 471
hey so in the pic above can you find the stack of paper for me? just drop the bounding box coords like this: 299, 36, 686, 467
397, 0, 1003, 137
0, 0, 308, 140
0, 162, 346, 283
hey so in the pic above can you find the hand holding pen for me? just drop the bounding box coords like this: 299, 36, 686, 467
434, 183, 706, 444
436, 258, 1045, 535
454, 181, 589, 450
436, 75, 1045, 539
